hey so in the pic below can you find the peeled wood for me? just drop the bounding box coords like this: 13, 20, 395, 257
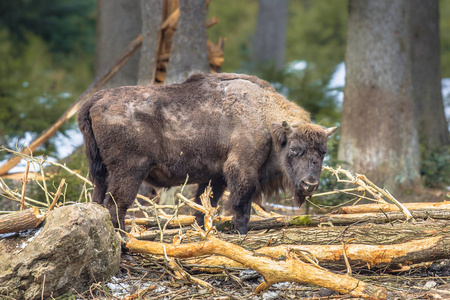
335, 201, 450, 214
0, 35, 143, 176
126, 236, 386, 299
0, 207, 45, 234
185, 235, 450, 271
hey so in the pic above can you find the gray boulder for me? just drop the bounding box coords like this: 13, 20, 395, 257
0, 202, 121, 299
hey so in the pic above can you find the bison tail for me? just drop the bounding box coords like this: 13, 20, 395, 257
77, 97, 108, 204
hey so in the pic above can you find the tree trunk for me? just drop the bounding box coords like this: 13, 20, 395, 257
96, 0, 141, 87
165, 0, 210, 84
253, 0, 288, 70
410, 0, 450, 148
338, 0, 420, 193
138, 0, 163, 86
132, 220, 449, 247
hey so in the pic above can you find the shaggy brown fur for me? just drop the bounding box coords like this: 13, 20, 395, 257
77, 73, 336, 234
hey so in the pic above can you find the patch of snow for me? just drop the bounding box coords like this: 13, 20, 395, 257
0, 232, 17, 239
53, 129, 84, 158
3, 128, 84, 174
441, 78, 450, 129
327, 62, 345, 106
286, 60, 308, 73
262, 290, 280, 300
272, 282, 291, 289
106, 275, 157, 297
19, 227, 43, 249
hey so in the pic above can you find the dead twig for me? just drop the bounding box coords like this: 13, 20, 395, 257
20, 161, 30, 211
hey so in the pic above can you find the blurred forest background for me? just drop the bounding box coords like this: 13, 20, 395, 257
0, 0, 449, 207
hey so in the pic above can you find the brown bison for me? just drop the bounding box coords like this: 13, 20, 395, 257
77, 73, 336, 234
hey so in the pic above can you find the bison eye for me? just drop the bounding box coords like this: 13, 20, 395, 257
289, 147, 304, 157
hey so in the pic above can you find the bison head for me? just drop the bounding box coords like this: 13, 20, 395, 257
271, 121, 337, 206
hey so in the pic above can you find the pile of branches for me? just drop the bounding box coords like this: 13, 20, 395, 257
1, 148, 450, 299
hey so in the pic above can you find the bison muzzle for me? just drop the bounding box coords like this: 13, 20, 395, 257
77, 73, 336, 234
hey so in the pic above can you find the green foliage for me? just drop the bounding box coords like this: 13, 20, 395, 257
421, 145, 450, 188
207, 0, 347, 77
0, 0, 96, 54
0, 29, 93, 159
207, 0, 259, 72
286, 0, 347, 76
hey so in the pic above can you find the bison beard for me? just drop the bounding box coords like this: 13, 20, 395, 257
77, 73, 336, 235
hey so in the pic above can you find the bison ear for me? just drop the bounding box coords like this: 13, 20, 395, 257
325, 126, 338, 137
271, 121, 292, 147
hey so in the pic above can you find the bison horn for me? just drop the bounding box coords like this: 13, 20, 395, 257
325, 126, 338, 137
282, 121, 293, 134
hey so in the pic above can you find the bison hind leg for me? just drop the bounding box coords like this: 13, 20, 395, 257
104, 162, 151, 232
194, 181, 226, 228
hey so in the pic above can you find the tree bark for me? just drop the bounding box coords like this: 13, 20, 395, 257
96, 0, 142, 87
165, 0, 210, 84
410, 0, 450, 148
0, 207, 44, 234
138, 0, 163, 86
130, 213, 450, 244
338, 0, 421, 193
214, 209, 450, 231
253, 0, 288, 70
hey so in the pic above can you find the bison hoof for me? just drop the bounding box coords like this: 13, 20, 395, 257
235, 224, 248, 235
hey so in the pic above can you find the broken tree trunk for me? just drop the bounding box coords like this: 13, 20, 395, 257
0, 207, 44, 234
184, 235, 450, 271
126, 236, 387, 299
0, 35, 143, 176
132, 220, 449, 246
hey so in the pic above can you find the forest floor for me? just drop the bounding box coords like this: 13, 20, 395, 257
75, 240, 450, 300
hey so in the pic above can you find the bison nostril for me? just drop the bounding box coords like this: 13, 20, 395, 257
301, 180, 319, 192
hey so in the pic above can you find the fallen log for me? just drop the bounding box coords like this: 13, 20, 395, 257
184, 235, 450, 271
215, 208, 450, 231
126, 236, 387, 299
126, 208, 450, 233
335, 201, 450, 214
0, 207, 44, 234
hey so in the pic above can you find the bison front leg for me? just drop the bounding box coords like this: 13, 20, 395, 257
224, 164, 259, 234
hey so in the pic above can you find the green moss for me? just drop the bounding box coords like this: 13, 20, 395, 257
214, 220, 234, 232
289, 215, 312, 226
